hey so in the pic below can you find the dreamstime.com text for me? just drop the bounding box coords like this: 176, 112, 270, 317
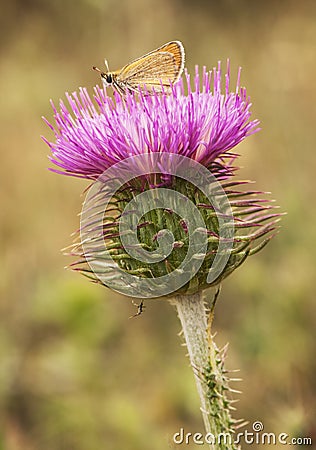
173, 421, 312, 446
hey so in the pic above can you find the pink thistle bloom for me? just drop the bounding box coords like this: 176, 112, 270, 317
43, 63, 259, 180
43, 62, 280, 296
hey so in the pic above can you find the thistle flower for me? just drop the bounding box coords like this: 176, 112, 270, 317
45, 64, 257, 179
43, 62, 279, 299
44, 60, 281, 448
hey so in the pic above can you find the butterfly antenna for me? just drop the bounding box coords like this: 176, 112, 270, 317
104, 59, 110, 72
92, 66, 101, 73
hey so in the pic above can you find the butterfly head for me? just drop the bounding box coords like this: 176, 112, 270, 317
100, 72, 113, 87
93, 59, 113, 87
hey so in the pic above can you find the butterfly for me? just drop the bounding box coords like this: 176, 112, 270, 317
93, 40, 185, 95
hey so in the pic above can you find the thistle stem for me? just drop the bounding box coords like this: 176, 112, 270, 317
170, 291, 237, 450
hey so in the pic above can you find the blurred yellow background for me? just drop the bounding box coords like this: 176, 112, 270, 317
1, 0, 316, 449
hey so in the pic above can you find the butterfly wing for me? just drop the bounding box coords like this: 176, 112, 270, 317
154, 41, 185, 78
116, 41, 185, 93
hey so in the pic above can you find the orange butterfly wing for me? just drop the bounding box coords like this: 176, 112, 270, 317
116, 41, 185, 92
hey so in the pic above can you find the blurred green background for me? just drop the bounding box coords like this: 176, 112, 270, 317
1, 0, 315, 449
